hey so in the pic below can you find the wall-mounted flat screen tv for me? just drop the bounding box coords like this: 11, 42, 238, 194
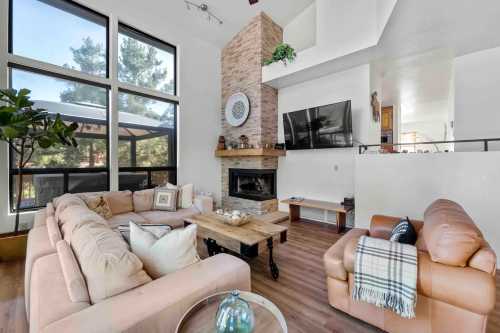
283, 100, 353, 150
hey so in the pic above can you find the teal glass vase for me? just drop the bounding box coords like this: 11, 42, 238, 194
215, 291, 255, 333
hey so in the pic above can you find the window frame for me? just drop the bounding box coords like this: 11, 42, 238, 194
3, 0, 179, 212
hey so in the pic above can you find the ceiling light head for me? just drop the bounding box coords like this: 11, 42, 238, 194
184, 1, 223, 25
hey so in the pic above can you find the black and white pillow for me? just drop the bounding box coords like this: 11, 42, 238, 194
390, 217, 417, 245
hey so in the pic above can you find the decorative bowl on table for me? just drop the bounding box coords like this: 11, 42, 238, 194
214, 210, 251, 226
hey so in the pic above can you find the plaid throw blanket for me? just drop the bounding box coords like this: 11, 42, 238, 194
353, 236, 418, 318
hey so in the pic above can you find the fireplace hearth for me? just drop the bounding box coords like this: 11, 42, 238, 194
229, 169, 277, 201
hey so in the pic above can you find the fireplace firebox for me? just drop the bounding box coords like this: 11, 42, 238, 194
229, 169, 277, 201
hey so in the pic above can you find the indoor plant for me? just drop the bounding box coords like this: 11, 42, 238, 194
0, 89, 78, 259
264, 43, 297, 66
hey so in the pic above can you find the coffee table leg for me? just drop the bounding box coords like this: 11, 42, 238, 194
206, 238, 220, 256
267, 238, 279, 280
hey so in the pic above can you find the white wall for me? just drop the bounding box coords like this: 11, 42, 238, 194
277, 64, 376, 223
283, 2, 316, 52
454, 46, 500, 151
355, 152, 500, 265
0, 0, 222, 232
316, 0, 378, 58
376, 0, 398, 37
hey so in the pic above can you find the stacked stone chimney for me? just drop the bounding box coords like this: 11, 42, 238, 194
220, 13, 283, 213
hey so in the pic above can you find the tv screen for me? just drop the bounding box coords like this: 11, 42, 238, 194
283, 100, 353, 150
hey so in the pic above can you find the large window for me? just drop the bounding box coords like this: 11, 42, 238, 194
5, 0, 178, 211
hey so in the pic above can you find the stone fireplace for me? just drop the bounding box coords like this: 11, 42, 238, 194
219, 13, 283, 214
229, 168, 277, 201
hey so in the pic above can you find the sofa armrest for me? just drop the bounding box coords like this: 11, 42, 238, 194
370, 215, 423, 239
33, 208, 48, 229
324, 229, 368, 281
194, 195, 213, 214
41, 254, 251, 333
418, 251, 496, 315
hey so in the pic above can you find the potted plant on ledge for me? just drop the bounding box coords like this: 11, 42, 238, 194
0, 89, 78, 261
264, 43, 297, 66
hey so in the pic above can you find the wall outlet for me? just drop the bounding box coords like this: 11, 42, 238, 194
333, 164, 339, 172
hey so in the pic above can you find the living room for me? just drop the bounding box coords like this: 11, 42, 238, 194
1, 0, 499, 332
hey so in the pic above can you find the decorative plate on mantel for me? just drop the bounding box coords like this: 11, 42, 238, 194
225, 92, 250, 127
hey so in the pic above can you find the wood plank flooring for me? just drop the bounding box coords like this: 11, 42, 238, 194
0, 219, 499, 333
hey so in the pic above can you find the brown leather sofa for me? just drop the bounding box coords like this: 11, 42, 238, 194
324, 199, 497, 333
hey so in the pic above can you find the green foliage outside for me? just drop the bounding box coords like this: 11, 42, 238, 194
28, 35, 174, 169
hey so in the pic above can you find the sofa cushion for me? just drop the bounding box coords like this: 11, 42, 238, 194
167, 183, 194, 208
58, 205, 108, 243
81, 195, 113, 219
423, 199, 483, 267
46, 216, 62, 248
133, 189, 155, 213
56, 240, 90, 303
53, 194, 87, 221
138, 206, 200, 229
29, 254, 90, 333
104, 191, 134, 215
130, 222, 200, 278
106, 212, 148, 230
71, 222, 152, 304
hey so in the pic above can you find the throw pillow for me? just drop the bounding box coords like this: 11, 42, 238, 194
118, 223, 172, 244
166, 183, 194, 209
129, 222, 201, 278
153, 188, 178, 211
82, 195, 113, 219
390, 217, 417, 245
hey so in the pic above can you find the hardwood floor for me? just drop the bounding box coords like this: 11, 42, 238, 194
1, 219, 499, 333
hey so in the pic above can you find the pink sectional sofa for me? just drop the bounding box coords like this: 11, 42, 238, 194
25, 190, 251, 333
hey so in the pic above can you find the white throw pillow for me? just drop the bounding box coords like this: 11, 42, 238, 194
167, 183, 194, 209
129, 222, 200, 278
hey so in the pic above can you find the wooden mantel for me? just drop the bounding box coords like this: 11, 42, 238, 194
215, 148, 286, 158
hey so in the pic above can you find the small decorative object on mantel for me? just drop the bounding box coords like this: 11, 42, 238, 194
225, 92, 250, 127
274, 143, 285, 150
217, 135, 226, 150
239, 135, 250, 149
264, 43, 297, 66
371, 91, 381, 122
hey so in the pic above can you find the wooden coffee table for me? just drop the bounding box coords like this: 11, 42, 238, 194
184, 213, 288, 280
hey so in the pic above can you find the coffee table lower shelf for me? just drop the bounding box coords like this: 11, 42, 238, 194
184, 217, 288, 281
203, 236, 281, 280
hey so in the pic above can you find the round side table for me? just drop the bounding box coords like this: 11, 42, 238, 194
176, 291, 287, 333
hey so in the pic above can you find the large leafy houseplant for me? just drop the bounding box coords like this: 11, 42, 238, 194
264, 43, 297, 66
0, 89, 78, 234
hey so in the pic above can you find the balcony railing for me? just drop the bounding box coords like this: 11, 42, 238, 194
358, 138, 500, 154
10, 166, 176, 212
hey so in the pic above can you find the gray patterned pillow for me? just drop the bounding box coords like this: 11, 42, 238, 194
153, 188, 178, 211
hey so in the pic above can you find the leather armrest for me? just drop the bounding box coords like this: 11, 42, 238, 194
324, 229, 368, 281
469, 240, 497, 275
370, 215, 423, 239
418, 251, 496, 315
193, 195, 213, 214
